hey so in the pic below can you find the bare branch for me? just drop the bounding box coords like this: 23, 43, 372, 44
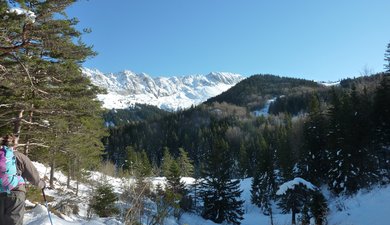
12, 54, 35, 88
20, 119, 49, 128
0, 120, 14, 128
16, 143, 50, 148
37, 88, 49, 95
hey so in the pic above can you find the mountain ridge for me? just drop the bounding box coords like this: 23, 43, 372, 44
82, 68, 244, 111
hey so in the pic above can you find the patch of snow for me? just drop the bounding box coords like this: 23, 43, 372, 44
7, 8, 36, 23
25, 162, 390, 225
276, 177, 317, 195
252, 97, 277, 117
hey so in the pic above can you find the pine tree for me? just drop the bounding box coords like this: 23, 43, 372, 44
276, 179, 316, 225
199, 138, 244, 225
300, 94, 328, 185
126, 147, 152, 177
0, 0, 104, 188
161, 147, 174, 177
166, 161, 186, 195
178, 147, 194, 177
165, 161, 186, 219
385, 42, 390, 73
251, 133, 276, 218
309, 191, 328, 225
373, 75, 390, 182
326, 90, 353, 194
90, 183, 119, 217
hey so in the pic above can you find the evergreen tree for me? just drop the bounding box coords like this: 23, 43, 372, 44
165, 161, 186, 219
309, 191, 328, 225
126, 146, 152, 177
326, 89, 354, 194
300, 94, 328, 185
327, 87, 377, 194
276, 178, 316, 225
199, 138, 244, 225
373, 75, 390, 182
178, 147, 194, 177
385, 42, 390, 73
90, 183, 119, 217
0, 0, 105, 189
166, 161, 186, 195
251, 133, 276, 218
161, 147, 174, 177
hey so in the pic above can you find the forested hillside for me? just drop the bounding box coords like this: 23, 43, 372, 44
106, 72, 389, 181
105, 72, 390, 223
206, 74, 322, 110
103, 103, 170, 127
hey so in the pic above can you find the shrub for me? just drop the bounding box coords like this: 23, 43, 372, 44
89, 183, 119, 217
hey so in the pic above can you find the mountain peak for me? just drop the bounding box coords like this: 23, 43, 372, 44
83, 68, 244, 111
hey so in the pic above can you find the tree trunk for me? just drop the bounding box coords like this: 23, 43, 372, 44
269, 207, 274, 225
13, 110, 24, 146
76, 177, 79, 196
292, 208, 296, 225
49, 155, 55, 189
67, 159, 71, 188
75, 158, 79, 196
24, 106, 34, 155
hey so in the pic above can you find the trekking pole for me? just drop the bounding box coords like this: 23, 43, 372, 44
42, 189, 54, 225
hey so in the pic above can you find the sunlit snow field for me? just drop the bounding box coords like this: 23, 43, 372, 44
24, 162, 390, 225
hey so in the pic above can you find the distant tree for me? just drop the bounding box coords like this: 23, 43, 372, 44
199, 138, 244, 225
161, 147, 174, 177
126, 146, 152, 177
166, 161, 186, 195
165, 161, 186, 219
385, 42, 390, 73
177, 148, 194, 177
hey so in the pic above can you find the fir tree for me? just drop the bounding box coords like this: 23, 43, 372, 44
199, 138, 244, 225
90, 183, 119, 217
309, 191, 328, 225
251, 133, 276, 219
276, 178, 317, 225
161, 147, 174, 177
178, 147, 194, 177
165, 161, 186, 219
0, 0, 105, 189
385, 42, 390, 73
373, 75, 390, 182
300, 94, 328, 185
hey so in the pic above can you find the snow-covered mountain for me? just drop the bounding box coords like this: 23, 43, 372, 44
82, 68, 244, 111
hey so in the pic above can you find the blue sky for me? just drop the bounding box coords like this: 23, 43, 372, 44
67, 0, 390, 81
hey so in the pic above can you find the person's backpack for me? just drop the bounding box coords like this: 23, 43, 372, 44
0, 146, 25, 193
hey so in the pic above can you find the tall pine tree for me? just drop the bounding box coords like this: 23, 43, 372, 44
199, 138, 244, 225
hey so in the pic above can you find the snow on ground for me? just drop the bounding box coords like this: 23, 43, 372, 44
276, 177, 317, 195
25, 162, 390, 225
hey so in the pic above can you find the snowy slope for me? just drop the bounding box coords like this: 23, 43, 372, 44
25, 162, 390, 225
82, 68, 244, 111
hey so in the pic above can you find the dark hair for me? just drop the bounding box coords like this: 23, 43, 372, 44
1, 134, 15, 147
